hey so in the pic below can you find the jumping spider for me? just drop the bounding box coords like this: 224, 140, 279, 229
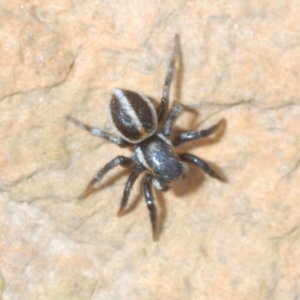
67, 35, 223, 241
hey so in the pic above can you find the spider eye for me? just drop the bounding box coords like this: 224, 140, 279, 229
109, 88, 158, 143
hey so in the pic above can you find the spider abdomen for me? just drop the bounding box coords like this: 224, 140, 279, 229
109, 88, 158, 143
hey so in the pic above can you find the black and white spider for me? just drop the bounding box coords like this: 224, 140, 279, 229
67, 35, 223, 240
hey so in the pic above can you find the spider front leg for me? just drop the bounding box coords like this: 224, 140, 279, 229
79, 156, 134, 199
173, 119, 223, 146
158, 34, 180, 122
143, 174, 158, 241
179, 153, 223, 181
117, 165, 144, 216
66, 116, 129, 147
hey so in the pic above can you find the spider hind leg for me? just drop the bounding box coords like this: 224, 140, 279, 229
158, 34, 180, 122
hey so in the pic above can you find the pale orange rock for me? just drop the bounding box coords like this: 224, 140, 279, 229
0, 1, 299, 299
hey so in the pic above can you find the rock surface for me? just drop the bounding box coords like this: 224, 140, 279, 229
0, 1, 300, 299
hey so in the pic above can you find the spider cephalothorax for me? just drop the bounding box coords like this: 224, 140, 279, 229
67, 35, 223, 240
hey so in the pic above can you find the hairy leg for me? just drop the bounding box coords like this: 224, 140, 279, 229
143, 174, 158, 241
173, 119, 223, 146
79, 156, 134, 199
118, 166, 144, 216
161, 103, 183, 137
179, 153, 222, 180
67, 116, 129, 147
158, 34, 180, 122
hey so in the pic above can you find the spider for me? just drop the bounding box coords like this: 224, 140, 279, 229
67, 35, 224, 241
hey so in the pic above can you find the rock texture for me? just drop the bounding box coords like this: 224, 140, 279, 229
0, 1, 300, 299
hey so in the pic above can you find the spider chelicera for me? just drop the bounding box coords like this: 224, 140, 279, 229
67, 35, 223, 241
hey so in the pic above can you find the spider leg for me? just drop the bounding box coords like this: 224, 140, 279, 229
117, 165, 144, 216
158, 34, 179, 122
161, 103, 183, 137
143, 174, 158, 241
66, 116, 129, 147
78, 156, 134, 199
179, 153, 222, 180
173, 119, 223, 146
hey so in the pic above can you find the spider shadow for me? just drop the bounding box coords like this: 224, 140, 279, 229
172, 159, 225, 199
173, 35, 184, 107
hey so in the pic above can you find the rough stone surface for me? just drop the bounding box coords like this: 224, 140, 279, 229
0, 1, 300, 299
